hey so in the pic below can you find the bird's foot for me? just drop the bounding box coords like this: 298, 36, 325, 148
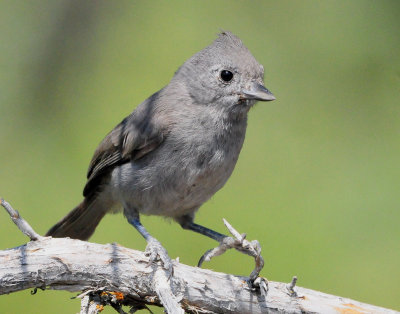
145, 237, 174, 276
198, 219, 265, 283
253, 276, 269, 299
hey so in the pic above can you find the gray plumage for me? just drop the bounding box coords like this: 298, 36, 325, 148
46, 32, 275, 266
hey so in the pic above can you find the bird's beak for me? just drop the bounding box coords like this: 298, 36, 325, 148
242, 83, 276, 101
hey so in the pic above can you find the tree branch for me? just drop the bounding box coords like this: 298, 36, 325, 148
0, 198, 43, 241
0, 198, 397, 313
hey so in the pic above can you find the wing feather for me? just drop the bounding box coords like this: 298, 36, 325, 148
83, 93, 167, 197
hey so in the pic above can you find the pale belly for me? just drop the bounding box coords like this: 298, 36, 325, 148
109, 146, 239, 218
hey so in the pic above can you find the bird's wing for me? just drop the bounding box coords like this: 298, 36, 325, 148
83, 98, 167, 197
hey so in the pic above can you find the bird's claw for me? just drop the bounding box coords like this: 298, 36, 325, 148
198, 219, 265, 282
253, 276, 269, 299
145, 238, 174, 276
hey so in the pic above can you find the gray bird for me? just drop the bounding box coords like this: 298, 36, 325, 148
46, 31, 275, 276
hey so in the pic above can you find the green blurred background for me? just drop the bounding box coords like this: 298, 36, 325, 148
1, 1, 399, 313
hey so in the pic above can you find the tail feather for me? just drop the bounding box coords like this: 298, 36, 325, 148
46, 197, 108, 240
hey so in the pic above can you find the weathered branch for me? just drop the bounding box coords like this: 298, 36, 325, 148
1, 198, 43, 241
1, 199, 397, 313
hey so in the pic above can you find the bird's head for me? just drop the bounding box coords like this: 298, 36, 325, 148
174, 31, 275, 115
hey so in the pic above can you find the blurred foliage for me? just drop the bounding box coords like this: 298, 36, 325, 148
1, 1, 399, 313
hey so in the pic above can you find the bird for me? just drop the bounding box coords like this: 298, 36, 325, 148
46, 31, 275, 276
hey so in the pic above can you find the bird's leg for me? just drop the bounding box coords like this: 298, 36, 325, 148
126, 213, 173, 274
181, 220, 226, 242
179, 215, 265, 282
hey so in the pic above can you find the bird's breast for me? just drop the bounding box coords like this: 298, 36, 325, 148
155, 113, 247, 212
112, 109, 248, 217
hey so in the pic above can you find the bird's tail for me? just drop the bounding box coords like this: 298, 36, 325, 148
46, 196, 109, 240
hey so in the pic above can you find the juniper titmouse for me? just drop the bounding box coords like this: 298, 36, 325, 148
47, 31, 275, 274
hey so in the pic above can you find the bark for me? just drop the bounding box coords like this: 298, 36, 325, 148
0, 198, 398, 314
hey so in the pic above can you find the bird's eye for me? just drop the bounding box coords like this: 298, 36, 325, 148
220, 70, 233, 82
